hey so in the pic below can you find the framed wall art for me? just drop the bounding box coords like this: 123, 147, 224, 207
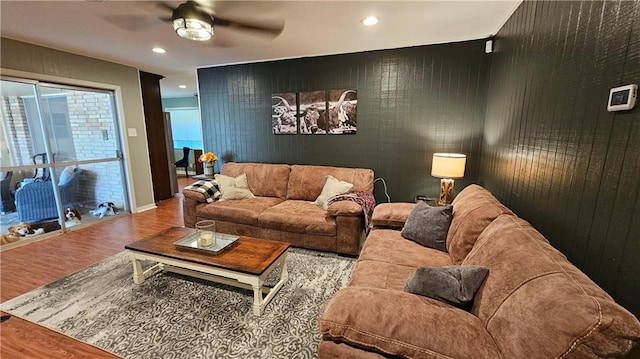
327, 89, 357, 134
271, 92, 298, 134
299, 90, 327, 135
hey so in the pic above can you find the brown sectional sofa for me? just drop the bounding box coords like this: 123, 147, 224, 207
318, 184, 640, 358
182, 162, 373, 255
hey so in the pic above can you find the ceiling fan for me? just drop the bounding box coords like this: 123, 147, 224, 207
158, 1, 284, 42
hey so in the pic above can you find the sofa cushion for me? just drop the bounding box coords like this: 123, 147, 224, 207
286, 165, 373, 201
221, 162, 290, 199
314, 175, 353, 210
446, 184, 513, 264
214, 173, 255, 201
318, 341, 388, 359
404, 265, 488, 308
401, 202, 452, 252
359, 229, 453, 269
258, 200, 336, 236
348, 260, 419, 291
196, 197, 283, 226
464, 214, 640, 358
370, 202, 415, 228
319, 287, 502, 359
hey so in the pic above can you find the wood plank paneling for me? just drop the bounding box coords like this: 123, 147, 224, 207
197, 41, 491, 203
481, 0, 640, 316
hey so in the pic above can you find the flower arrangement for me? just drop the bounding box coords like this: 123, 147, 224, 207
198, 151, 218, 164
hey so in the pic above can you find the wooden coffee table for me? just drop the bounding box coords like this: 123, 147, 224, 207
124, 227, 289, 316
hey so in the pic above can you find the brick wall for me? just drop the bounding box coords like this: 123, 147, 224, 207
66, 92, 124, 207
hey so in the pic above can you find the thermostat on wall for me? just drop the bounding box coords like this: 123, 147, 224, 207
607, 84, 637, 112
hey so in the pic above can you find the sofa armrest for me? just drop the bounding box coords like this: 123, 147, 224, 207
182, 196, 200, 228
319, 287, 500, 359
327, 201, 362, 217
328, 201, 368, 255
370, 203, 415, 229
182, 189, 208, 203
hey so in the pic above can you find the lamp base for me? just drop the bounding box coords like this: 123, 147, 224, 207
438, 178, 455, 206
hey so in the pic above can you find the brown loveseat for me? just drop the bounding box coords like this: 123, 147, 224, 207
182, 162, 374, 255
318, 184, 640, 358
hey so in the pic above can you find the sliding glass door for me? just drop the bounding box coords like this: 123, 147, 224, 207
0, 77, 129, 246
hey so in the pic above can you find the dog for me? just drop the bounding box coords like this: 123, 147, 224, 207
90, 202, 117, 218
64, 207, 82, 228
0, 230, 20, 245
1, 222, 45, 245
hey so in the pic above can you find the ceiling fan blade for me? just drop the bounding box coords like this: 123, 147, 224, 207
212, 16, 284, 38
156, 1, 176, 13
195, 36, 236, 48
101, 15, 162, 32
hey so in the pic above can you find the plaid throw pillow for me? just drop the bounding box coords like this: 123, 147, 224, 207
184, 180, 221, 203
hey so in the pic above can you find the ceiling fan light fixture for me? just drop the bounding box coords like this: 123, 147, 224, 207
173, 17, 213, 41
171, 2, 214, 41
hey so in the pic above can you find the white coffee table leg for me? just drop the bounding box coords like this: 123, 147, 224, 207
278, 261, 289, 283
130, 253, 145, 284
252, 254, 289, 316
252, 282, 265, 316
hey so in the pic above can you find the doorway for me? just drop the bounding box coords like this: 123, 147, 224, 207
0, 78, 130, 247
166, 107, 203, 177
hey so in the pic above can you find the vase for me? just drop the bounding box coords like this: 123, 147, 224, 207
204, 162, 214, 176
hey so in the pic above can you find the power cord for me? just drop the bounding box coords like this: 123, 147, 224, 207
374, 177, 390, 203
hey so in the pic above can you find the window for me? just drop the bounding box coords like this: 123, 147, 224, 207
166, 108, 203, 149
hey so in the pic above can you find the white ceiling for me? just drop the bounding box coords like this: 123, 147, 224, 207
1, 0, 521, 98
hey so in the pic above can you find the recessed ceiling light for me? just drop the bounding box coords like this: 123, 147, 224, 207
179, 85, 187, 89
152, 47, 167, 54
361, 16, 378, 26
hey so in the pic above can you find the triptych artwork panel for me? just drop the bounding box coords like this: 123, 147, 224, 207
271, 89, 357, 135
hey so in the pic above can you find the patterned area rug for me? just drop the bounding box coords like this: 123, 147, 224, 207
1, 248, 355, 358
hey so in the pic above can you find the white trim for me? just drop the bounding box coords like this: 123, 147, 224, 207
112, 83, 139, 212
134, 203, 157, 213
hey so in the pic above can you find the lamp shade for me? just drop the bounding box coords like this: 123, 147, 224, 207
431, 153, 466, 179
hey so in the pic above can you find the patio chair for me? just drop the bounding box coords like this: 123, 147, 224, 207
15, 168, 83, 222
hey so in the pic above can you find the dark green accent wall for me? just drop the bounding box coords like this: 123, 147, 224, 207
481, 0, 640, 316
197, 41, 491, 202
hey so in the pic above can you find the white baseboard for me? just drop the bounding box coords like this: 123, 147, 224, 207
135, 203, 157, 213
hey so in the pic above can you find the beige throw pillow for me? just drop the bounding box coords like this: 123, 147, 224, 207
214, 173, 255, 201
314, 175, 353, 210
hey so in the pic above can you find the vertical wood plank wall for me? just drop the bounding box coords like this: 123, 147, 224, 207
197, 41, 491, 203
481, 0, 640, 315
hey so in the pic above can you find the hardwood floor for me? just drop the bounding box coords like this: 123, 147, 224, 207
1, 177, 192, 359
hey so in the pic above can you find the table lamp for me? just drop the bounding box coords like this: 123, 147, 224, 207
431, 153, 466, 206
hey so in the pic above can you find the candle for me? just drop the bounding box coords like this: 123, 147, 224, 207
199, 231, 215, 247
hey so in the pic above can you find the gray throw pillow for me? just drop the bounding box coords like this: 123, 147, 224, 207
404, 265, 489, 308
400, 202, 453, 252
